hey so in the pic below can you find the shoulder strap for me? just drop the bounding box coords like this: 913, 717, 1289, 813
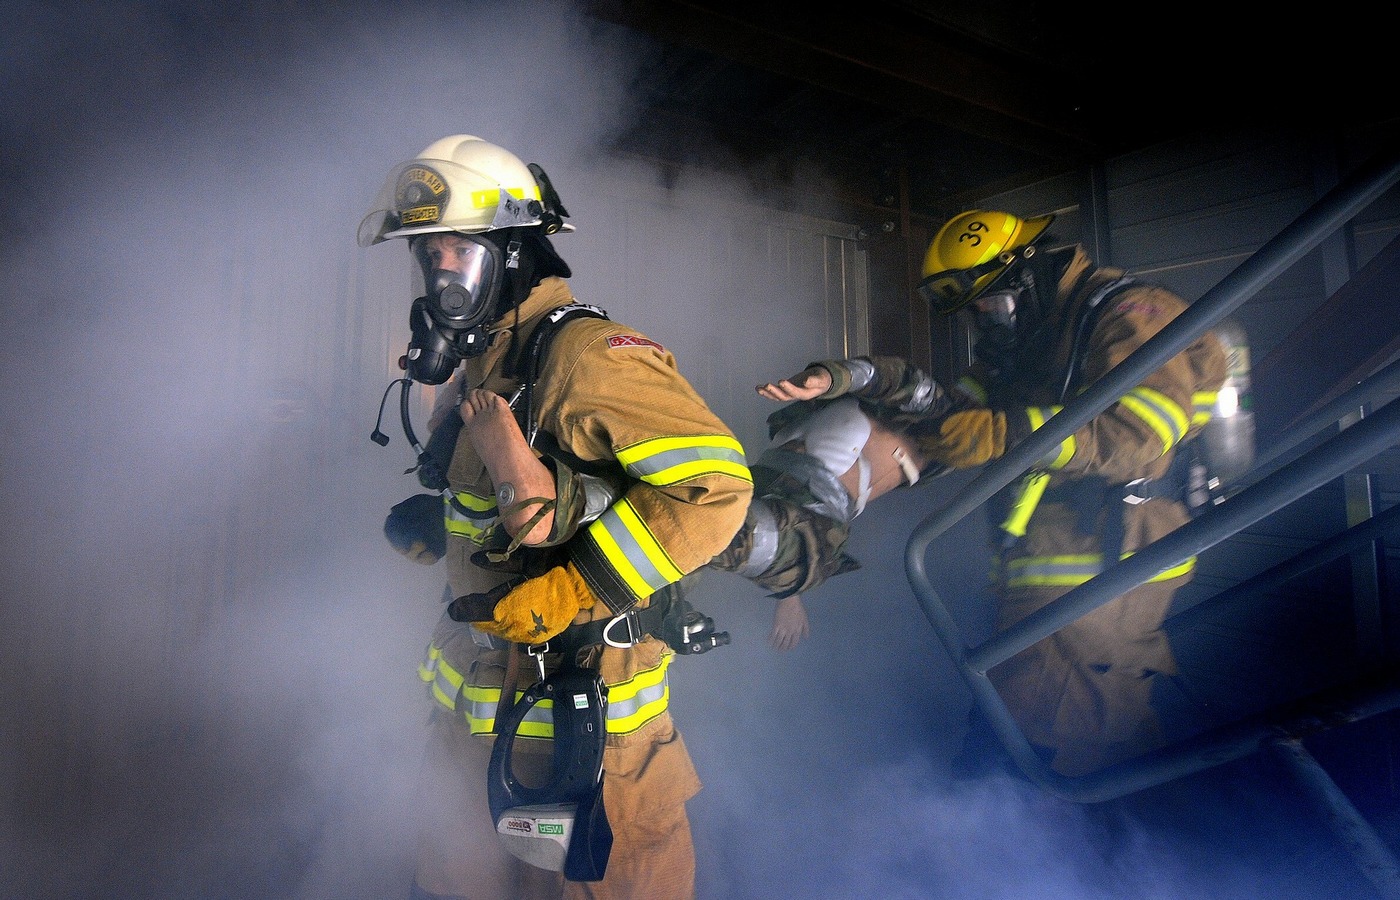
515, 302, 609, 445
1059, 276, 1137, 403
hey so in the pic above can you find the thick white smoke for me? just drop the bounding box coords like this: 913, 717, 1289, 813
0, 2, 1374, 898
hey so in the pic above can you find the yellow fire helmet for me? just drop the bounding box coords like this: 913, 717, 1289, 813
357, 134, 571, 247
917, 209, 1054, 315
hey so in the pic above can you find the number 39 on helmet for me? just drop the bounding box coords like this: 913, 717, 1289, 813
917, 209, 1054, 315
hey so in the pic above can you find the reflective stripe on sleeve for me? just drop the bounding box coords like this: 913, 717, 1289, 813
1191, 390, 1217, 428
444, 491, 496, 542
955, 375, 987, 405
586, 498, 684, 599
1118, 386, 1190, 456
614, 434, 751, 485
999, 472, 1050, 540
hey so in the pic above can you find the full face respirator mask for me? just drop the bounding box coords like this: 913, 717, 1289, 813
402, 232, 518, 384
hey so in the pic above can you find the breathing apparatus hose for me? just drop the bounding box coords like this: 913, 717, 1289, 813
371, 375, 453, 488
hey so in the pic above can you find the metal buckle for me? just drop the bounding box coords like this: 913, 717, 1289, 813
1122, 478, 1151, 505
602, 609, 643, 649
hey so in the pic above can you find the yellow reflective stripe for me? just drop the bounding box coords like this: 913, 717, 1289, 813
468, 185, 541, 209
603, 655, 671, 735
1191, 390, 1217, 428
421, 644, 465, 711
460, 685, 556, 737
1005, 552, 1196, 588
1000, 472, 1050, 539
956, 375, 987, 405
418, 643, 442, 684
445, 491, 496, 540
615, 434, 751, 485
429, 653, 672, 737
1026, 405, 1074, 469
971, 214, 1017, 267
587, 499, 683, 598
1119, 386, 1189, 456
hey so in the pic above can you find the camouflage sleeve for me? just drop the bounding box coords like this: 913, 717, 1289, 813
808, 355, 948, 416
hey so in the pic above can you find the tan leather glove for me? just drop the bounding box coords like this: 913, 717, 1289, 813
928, 409, 1008, 468
459, 562, 599, 644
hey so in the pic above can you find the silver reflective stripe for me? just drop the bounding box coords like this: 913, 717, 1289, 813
623, 443, 748, 481
735, 499, 780, 577
901, 372, 941, 413
845, 359, 876, 391
578, 472, 622, 524
604, 674, 668, 723
591, 504, 674, 594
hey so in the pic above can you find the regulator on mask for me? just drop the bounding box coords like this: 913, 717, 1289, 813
401, 232, 521, 385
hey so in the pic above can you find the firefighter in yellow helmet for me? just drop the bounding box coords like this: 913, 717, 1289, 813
362, 135, 752, 898
903, 208, 1229, 777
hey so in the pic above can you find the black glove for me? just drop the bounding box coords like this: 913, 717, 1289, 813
469, 526, 569, 577
384, 493, 446, 565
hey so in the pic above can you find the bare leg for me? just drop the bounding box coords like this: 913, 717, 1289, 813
460, 389, 556, 544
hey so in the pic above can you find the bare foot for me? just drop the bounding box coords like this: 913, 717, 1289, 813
460, 389, 556, 544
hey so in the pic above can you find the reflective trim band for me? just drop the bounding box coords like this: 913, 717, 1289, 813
469, 185, 541, 210
1192, 390, 1217, 428
902, 373, 941, 413
1026, 406, 1074, 469
1119, 386, 1189, 456
999, 472, 1050, 539
462, 683, 556, 737
955, 375, 987, 405
445, 491, 496, 541
1005, 552, 1196, 589
970, 214, 1017, 267
421, 645, 672, 737
735, 499, 780, 578
845, 358, 876, 392
615, 435, 751, 485
419, 643, 465, 711
602, 655, 671, 735
587, 498, 684, 598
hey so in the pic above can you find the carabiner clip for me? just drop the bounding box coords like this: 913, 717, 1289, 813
602, 610, 642, 649
527, 641, 549, 680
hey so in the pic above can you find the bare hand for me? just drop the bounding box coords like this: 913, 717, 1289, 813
756, 366, 831, 403
768, 594, 811, 652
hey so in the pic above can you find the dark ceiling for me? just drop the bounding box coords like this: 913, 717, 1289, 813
584, 0, 1395, 223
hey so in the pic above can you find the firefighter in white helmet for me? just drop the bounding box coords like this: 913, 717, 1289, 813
362, 135, 752, 898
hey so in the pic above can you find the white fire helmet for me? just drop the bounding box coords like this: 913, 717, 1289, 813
357, 134, 571, 248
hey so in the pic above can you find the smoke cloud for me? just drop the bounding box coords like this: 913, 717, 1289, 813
0, 2, 1376, 898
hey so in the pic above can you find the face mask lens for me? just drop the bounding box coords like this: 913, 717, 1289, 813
422, 237, 499, 328
973, 290, 1018, 331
